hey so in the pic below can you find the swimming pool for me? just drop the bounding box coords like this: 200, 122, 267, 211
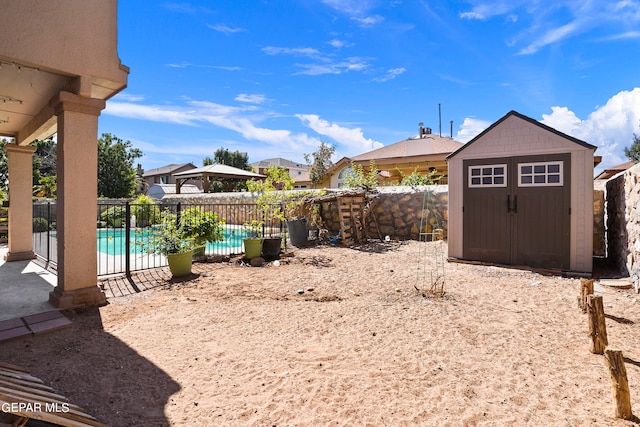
97, 225, 249, 256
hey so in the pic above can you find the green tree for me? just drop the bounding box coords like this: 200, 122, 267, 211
1, 138, 58, 194
304, 141, 335, 188
399, 167, 443, 186
624, 129, 640, 163
97, 133, 143, 198
344, 160, 379, 190
0, 138, 8, 192
31, 138, 57, 186
203, 147, 252, 192
204, 147, 251, 170
33, 175, 57, 198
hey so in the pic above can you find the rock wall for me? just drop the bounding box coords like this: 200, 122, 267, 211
161, 184, 605, 249
161, 186, 449, 241
319, 186, 448, 240
593, 183, 605, 258
605, 163, 640, 279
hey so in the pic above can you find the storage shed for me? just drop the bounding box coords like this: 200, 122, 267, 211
447, 110, 597, 273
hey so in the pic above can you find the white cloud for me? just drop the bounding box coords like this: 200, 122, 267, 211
519, 21, 581, 55
104, 99, 322, 155
352, 15, 384, 26
294, 57, 370, 76
328, 39, 352, 48
262, 46, 322, 58
113, 93, 145, 102
460, 1, 640, 54
455, 117, 492, 143
235, 94, 268, 104
207, 23, 245, 34
453, 88, 640, 171
373, 67, 406, 82
541, 88, 640, 170
296, 114, 383, 156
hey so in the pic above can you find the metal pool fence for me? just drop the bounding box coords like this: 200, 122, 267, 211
32, 200, 285, 277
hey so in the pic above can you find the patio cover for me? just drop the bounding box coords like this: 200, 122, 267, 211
172, 164, 266, 193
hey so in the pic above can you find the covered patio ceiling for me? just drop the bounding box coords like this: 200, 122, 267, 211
0, 60, 72, 142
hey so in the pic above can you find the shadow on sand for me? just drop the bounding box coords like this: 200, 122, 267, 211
0, 307, 181, 426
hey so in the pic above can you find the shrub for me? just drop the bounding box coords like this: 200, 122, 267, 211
180, 207, 225, 245
131, 194, 160, 227
100, 205, 127, 227
33, 217, 49, 232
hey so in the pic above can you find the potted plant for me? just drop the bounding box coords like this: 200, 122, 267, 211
242, 219, 264, 259
180, 206, 225, 258
138, 209, 207, 277
247, 165, 307, 252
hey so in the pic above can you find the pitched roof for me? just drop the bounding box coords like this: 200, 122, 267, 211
142, 163, 196, 177
172, 163, 266, 180
352, 134, 463, 162
594, 160, 635, 180
447, 110, 596, 159
251, 157, 307, 170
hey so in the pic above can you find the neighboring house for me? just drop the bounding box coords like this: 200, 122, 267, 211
594, 160, 634, 180
293, 170, 312, 189
316, 124, 464, 188
142, 163, 202, 191
147, 183, 200, 199
251, 157, 310, 188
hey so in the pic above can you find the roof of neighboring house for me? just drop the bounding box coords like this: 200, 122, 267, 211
251, 157, 307, 170
594, 161, 635, 180
352, 134, 463, 162
293, 170, 311, 183
143, 163, 196, 177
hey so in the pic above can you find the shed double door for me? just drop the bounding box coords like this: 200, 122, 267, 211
462, 153, 571, 270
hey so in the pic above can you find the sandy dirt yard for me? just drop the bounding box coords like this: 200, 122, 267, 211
2, 240, 640, 426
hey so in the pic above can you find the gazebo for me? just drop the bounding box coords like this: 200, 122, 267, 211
173, 164, 266, 193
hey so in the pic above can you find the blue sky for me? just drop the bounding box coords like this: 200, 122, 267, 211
100, 0, 640, 174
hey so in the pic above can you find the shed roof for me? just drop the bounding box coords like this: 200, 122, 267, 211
447, 110, 596, 160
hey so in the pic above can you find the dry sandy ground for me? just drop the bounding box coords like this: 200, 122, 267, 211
2, 240, 640, 426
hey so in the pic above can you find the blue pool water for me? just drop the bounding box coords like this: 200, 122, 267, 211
97, 226, 249, 255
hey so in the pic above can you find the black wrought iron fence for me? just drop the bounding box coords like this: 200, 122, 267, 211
33, 200, 283, 277
32, 201, 56, 264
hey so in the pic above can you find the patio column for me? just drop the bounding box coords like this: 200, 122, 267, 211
49, 92, 107, 309
4, 144, 37, 261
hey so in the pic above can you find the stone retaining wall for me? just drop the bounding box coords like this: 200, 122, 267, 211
162, 185, 603, 253
605, 163, 640, 280
164, 186, 448, 241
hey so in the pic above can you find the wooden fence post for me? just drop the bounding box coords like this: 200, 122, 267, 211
587, 295, 608, 354
604, 349, 633, 420
578, 278, 594, 313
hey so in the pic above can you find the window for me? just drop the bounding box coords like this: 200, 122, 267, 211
468, 164, 507, 188
518, 161, 563, 187
337, 166, 354, 188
